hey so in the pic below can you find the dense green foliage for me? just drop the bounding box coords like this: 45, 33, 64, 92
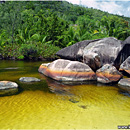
0, 1, 130, 60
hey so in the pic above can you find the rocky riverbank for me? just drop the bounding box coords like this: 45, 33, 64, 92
39, 36, 130, 93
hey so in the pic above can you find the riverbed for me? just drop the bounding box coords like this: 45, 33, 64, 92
0, 60, 130, 129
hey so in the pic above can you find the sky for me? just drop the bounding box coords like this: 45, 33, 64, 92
66, 0, 130, 17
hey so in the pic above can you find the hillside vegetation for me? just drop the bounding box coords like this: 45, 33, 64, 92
0, 1, 130, 60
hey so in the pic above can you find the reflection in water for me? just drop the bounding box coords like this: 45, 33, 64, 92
118, 85, 130, 97
40, 73, 73, 95
0, 60, 130, 129
40, 74, 81, 104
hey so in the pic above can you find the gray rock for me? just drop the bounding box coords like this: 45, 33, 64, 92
19, 77, 41, 82
96, 64, 122, 84
114, 36, 130, 68
0, 81, 18, 96
56, 39, 100, 61
56, 37, 122, 71
119, 56, 130, 75
118, 78, 130, 87
38, 59, 96, 82
83, 37, 122, 71
118, 78, 130, 94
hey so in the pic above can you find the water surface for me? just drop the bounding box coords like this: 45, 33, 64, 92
0, 60, 130, 129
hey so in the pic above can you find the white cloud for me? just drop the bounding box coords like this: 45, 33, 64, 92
128, 7, 130, 12
66, 0, 130, 17
66, 0, 79, 4
98, 1, 123, 15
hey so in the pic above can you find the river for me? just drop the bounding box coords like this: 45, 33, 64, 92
0, 60, 130, 129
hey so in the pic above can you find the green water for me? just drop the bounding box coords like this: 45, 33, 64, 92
0, 60, 130, 129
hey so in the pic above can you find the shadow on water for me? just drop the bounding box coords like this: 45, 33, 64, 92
39, 73, 84, 103
118, 84, 130, 97
119, 90, 130, 97
0, 88, 20, 97
39, 73, 73, 95
39, 72, 130, 98
97, 81, 130, 97
17, 79, 51, 94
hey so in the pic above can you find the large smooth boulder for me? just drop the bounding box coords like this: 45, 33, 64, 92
118, 78, 130, 94
38, 59, 96, 82
114, 36, 130, 68
96, 64, 123, 84
0, 81, 18, 96
19, 77, 41, 82
119, 56, 130, 75
56, 39, 100, 61
83, 37, 122, 71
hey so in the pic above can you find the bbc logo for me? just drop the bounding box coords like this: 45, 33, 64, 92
118, 125, 130, 129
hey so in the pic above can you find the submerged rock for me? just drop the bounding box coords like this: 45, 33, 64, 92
0, 81, 18, 96
118, 78, 130, 94
56, 39, 100, 61
4, 67, 19, 70
119, 56, 130, 75
118, 78, 130, 87
19, 77, 41, 82
38, 59, 96, 82
96, 64, 122, 84
83, 37, 122, 71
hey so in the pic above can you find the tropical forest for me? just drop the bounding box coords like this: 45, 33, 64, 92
0, 1, 130, 60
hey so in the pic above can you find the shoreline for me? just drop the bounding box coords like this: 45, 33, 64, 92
0, 57, 57, 62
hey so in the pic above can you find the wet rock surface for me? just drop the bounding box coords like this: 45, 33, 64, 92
19, 77, 41, 82
118, 78, 130, 94
119, 56, 130, 75
0, 81, 18, 96
118, 78, 130, 87
38, 59, 96, 82
96, 64, 122, 84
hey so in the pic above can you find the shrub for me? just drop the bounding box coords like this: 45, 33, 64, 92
0, 44, 21, 59
0, 42, 60, 60
36, 42, 60, 59
19, 43, 38, 60
17, 55, 24, 60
